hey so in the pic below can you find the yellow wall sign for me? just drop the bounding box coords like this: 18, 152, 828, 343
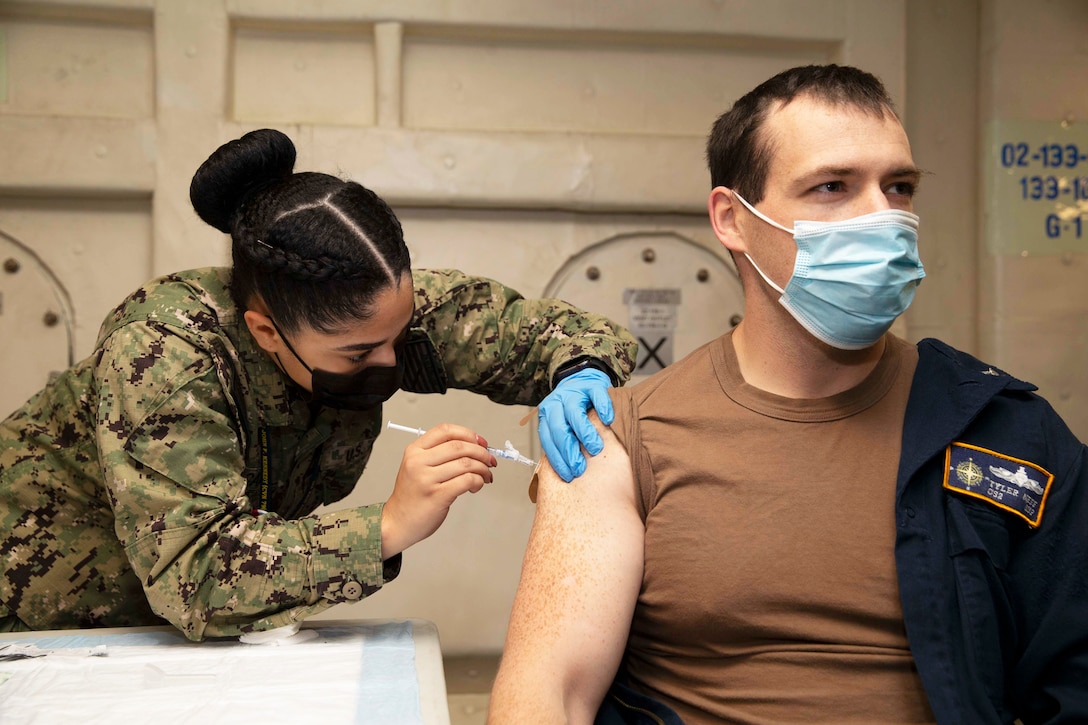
984, 120, 1088, 255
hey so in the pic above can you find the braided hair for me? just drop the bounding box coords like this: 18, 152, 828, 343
189, 129, 411, 334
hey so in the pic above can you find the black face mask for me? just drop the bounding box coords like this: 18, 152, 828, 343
307, 361, 402, 410
271, 321, 403, 411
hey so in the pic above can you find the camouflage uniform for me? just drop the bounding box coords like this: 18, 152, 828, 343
0, 267, 636, 640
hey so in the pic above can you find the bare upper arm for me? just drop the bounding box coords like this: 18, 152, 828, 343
489, 413, 643, 724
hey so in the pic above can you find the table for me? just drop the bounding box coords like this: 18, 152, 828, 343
0, 618, 450, 724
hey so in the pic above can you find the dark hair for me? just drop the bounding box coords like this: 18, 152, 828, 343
189, 129, 411, 334
706, 64, 898, 203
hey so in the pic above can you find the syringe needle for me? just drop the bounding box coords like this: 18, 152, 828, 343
388, 422, 538, 467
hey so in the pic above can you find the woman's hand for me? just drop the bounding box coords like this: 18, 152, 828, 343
381, 423, 497, 559
537, 368, 614, 482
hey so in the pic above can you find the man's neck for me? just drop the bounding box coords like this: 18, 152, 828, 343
730, 317, 887, 399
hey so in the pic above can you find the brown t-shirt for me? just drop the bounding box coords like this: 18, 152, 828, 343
610, 331, 934, 724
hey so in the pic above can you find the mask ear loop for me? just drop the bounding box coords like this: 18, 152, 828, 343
743, 253, 787, 295
731, 191, 792, 295
731, 191, 796, 234
268, 318, 314, 374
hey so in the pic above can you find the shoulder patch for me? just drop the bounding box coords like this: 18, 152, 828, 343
943, 442, 1053, 527
399, 330, 448, 395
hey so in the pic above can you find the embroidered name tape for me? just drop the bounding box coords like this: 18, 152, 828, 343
943, 442, 1053, 527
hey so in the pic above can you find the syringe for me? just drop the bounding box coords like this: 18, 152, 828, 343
386, 421, 538, 467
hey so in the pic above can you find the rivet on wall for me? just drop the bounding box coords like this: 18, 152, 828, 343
585, 265, 600, 281
641, 248, 655, 263
3, 258, 19, 274
696, 268, 709, 282
729, 313, 743, 327
43, 311, 59, 327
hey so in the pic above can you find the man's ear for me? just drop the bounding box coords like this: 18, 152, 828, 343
243, 309, 282, 354
708, 187, 748, 255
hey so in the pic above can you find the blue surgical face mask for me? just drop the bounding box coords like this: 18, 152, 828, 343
732, 192, 926, 350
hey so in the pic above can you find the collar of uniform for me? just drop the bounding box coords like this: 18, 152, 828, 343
174, 267, 301, 429
178, 267, 305, 430
224, 311, 311, 429
896, 338, 1030, 497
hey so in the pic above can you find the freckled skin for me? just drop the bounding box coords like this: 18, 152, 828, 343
488, 412, 644, 724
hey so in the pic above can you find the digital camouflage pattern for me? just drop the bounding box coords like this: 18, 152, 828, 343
0, 267, 636, 640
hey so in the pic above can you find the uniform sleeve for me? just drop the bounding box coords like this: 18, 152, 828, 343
96, 322, 397, 641
1009, 421, 1088, 721
412, 269, 637, 406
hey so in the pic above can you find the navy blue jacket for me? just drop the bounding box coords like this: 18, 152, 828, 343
899, 339, 1088, 723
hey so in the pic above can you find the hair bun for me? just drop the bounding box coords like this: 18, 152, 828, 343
189, 129, 297, 233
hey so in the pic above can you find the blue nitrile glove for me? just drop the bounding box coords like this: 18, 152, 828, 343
537, 368, 614, 482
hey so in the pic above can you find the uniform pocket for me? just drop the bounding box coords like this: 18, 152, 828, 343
945, 497, 1015, 714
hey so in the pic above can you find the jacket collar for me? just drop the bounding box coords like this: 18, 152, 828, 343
897, 338, 1037, 496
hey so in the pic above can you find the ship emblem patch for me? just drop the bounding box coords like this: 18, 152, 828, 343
943, 442, 1053, 528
